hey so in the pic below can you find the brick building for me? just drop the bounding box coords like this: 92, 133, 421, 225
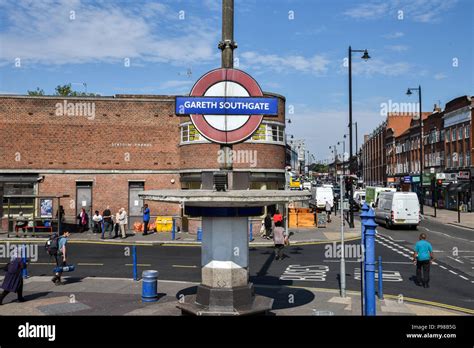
0, 93, 287, 232
361, 122, 386, 186
442, 95, 473, 210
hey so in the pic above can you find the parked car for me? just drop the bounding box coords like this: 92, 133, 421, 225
354, 191, 366, 209
374, 192, 420, 229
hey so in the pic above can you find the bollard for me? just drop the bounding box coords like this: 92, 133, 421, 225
249, 222, 253, 242
197, 227, 202, 241
21, 244, 28, 279
141, 270, 159, 302
359, 203, 370, 315
171, 218, 176, 241
364, 208, 377, 316
132, 245, 138, 281
378, 256, 383, 300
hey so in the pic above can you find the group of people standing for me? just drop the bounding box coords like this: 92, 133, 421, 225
79, 207, 128, 239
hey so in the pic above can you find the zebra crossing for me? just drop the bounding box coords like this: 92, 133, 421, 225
375, 232, 473, 284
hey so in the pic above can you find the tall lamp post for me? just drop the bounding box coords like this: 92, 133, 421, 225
348, 46, 370, 228
407, 86, 424, 214
329, 145, 338, 181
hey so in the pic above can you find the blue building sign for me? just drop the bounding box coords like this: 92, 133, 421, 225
403, 176, 412, 183
175, 96, 278, 115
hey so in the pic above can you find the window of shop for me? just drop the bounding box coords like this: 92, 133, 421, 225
440, 130, 445, 142
458, 127, 463, 140
1, 183, 35, 219
465, 125, 470, 138
459, 152, 464, 167
181, 123, 207, 144
250, 122, 285, 143
445, 129, 449, 142
451, 128, 456, 141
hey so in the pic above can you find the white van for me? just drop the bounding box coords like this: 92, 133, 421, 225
374, 192, 420, 229
311, 186, 334, 209
354, 191, 366, 208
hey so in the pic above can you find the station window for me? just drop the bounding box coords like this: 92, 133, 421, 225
180, 124, 208, 144
249, 123, 285, 144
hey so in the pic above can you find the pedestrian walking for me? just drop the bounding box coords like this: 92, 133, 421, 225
273, 220, 287, 260
51, 230, 71, 285
264, 213, 272, 240
102, 206, 113, 239
77, 208, 89, 233
0, 249, 26, 305
325, 201, 332, 223
118, 208, 128, 239
143, 204, 150, 236
92, 210, 103, 234
413, 233, 434, 288
15, 212, 28, 238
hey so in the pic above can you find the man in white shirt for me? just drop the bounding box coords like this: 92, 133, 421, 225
118, 208, 128, 239
92, 210, 103, 234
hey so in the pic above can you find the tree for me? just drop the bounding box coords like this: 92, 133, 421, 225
27, 87, 45, 96
55, 84, 74, 96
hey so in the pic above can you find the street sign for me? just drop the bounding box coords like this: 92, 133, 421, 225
176, 68, 278, 144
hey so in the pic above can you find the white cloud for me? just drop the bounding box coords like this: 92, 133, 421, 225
385, 45, 409, 52
240, 51, 330, 76
342, 58, 413, 77
383, 32, 405, 39
434, 73, 448, 80
0, 0, 219, 66
343, 0, 459, 23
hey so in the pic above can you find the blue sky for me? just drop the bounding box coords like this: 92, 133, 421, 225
0, 0, 473, 161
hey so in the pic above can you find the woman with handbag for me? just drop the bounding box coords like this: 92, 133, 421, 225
0, 250, 26, 305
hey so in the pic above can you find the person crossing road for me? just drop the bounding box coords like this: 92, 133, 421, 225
413, 233, 434, 288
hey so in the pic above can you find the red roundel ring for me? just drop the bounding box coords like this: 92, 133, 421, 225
189, 68, 264, 144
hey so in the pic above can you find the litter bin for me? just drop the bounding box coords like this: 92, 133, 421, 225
142, 270, 159, 302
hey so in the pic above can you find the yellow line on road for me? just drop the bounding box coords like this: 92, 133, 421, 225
125, 263, 151, 267
254, 284, 474, 315
172, 265, 198, 268
162, 243, 198, 247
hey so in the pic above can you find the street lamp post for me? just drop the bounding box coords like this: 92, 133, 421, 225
329, 145, 338, 182
407, 86, 424, 215
348, 46, 370, 228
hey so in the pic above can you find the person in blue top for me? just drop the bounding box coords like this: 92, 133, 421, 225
413, 233, 434, 288
52, 231, 70, 285
143, 204, 151, 236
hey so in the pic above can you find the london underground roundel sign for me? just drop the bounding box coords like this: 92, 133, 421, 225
175, 68, 278, 144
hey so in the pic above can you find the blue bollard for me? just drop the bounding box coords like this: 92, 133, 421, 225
141, 270, 159, 302
249, 222, 253, 242
53, 264, 75, 273
359, 203, 370, 315
378, 256, 383, 300
21, 244, 28, 279
364, 209, 377, 316
197, 227, 202, 241
171, 218, 176, 241
132, 245, 138, 281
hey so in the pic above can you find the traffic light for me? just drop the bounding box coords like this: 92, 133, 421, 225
436, 179, 443, 186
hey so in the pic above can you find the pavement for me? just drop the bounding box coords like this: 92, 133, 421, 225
422, 205, 474, 230
0, 275, 467, 316
0, 213, 361, 246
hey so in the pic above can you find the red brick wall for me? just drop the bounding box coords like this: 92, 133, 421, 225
38, 173, 181, 219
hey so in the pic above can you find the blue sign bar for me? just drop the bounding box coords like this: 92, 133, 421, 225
176, 96, 278, 115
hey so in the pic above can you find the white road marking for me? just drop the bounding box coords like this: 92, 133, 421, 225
459, 275, 469, 280
439, 265, 447, 269
387, 235, 405, 242
447, 256, 464, 264
449, 270, 458, 275
280, 265, 329, 281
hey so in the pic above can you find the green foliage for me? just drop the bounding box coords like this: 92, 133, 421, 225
27, 87, 45, 96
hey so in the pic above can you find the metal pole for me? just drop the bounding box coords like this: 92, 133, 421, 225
348, 47, 355, 228
219, 0, 236, 173
458, 191, 461, 223
359, 203, 370, 315
378, 256, 383, 299
249, 221, 253, 242
22, 244, 28, 279
340, 175, 346, 297
172, 218, 176, 241
364, 209, 377, 316
419, 86, 424, 214
132, 245, 138, 281
434, 181, 437, 218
